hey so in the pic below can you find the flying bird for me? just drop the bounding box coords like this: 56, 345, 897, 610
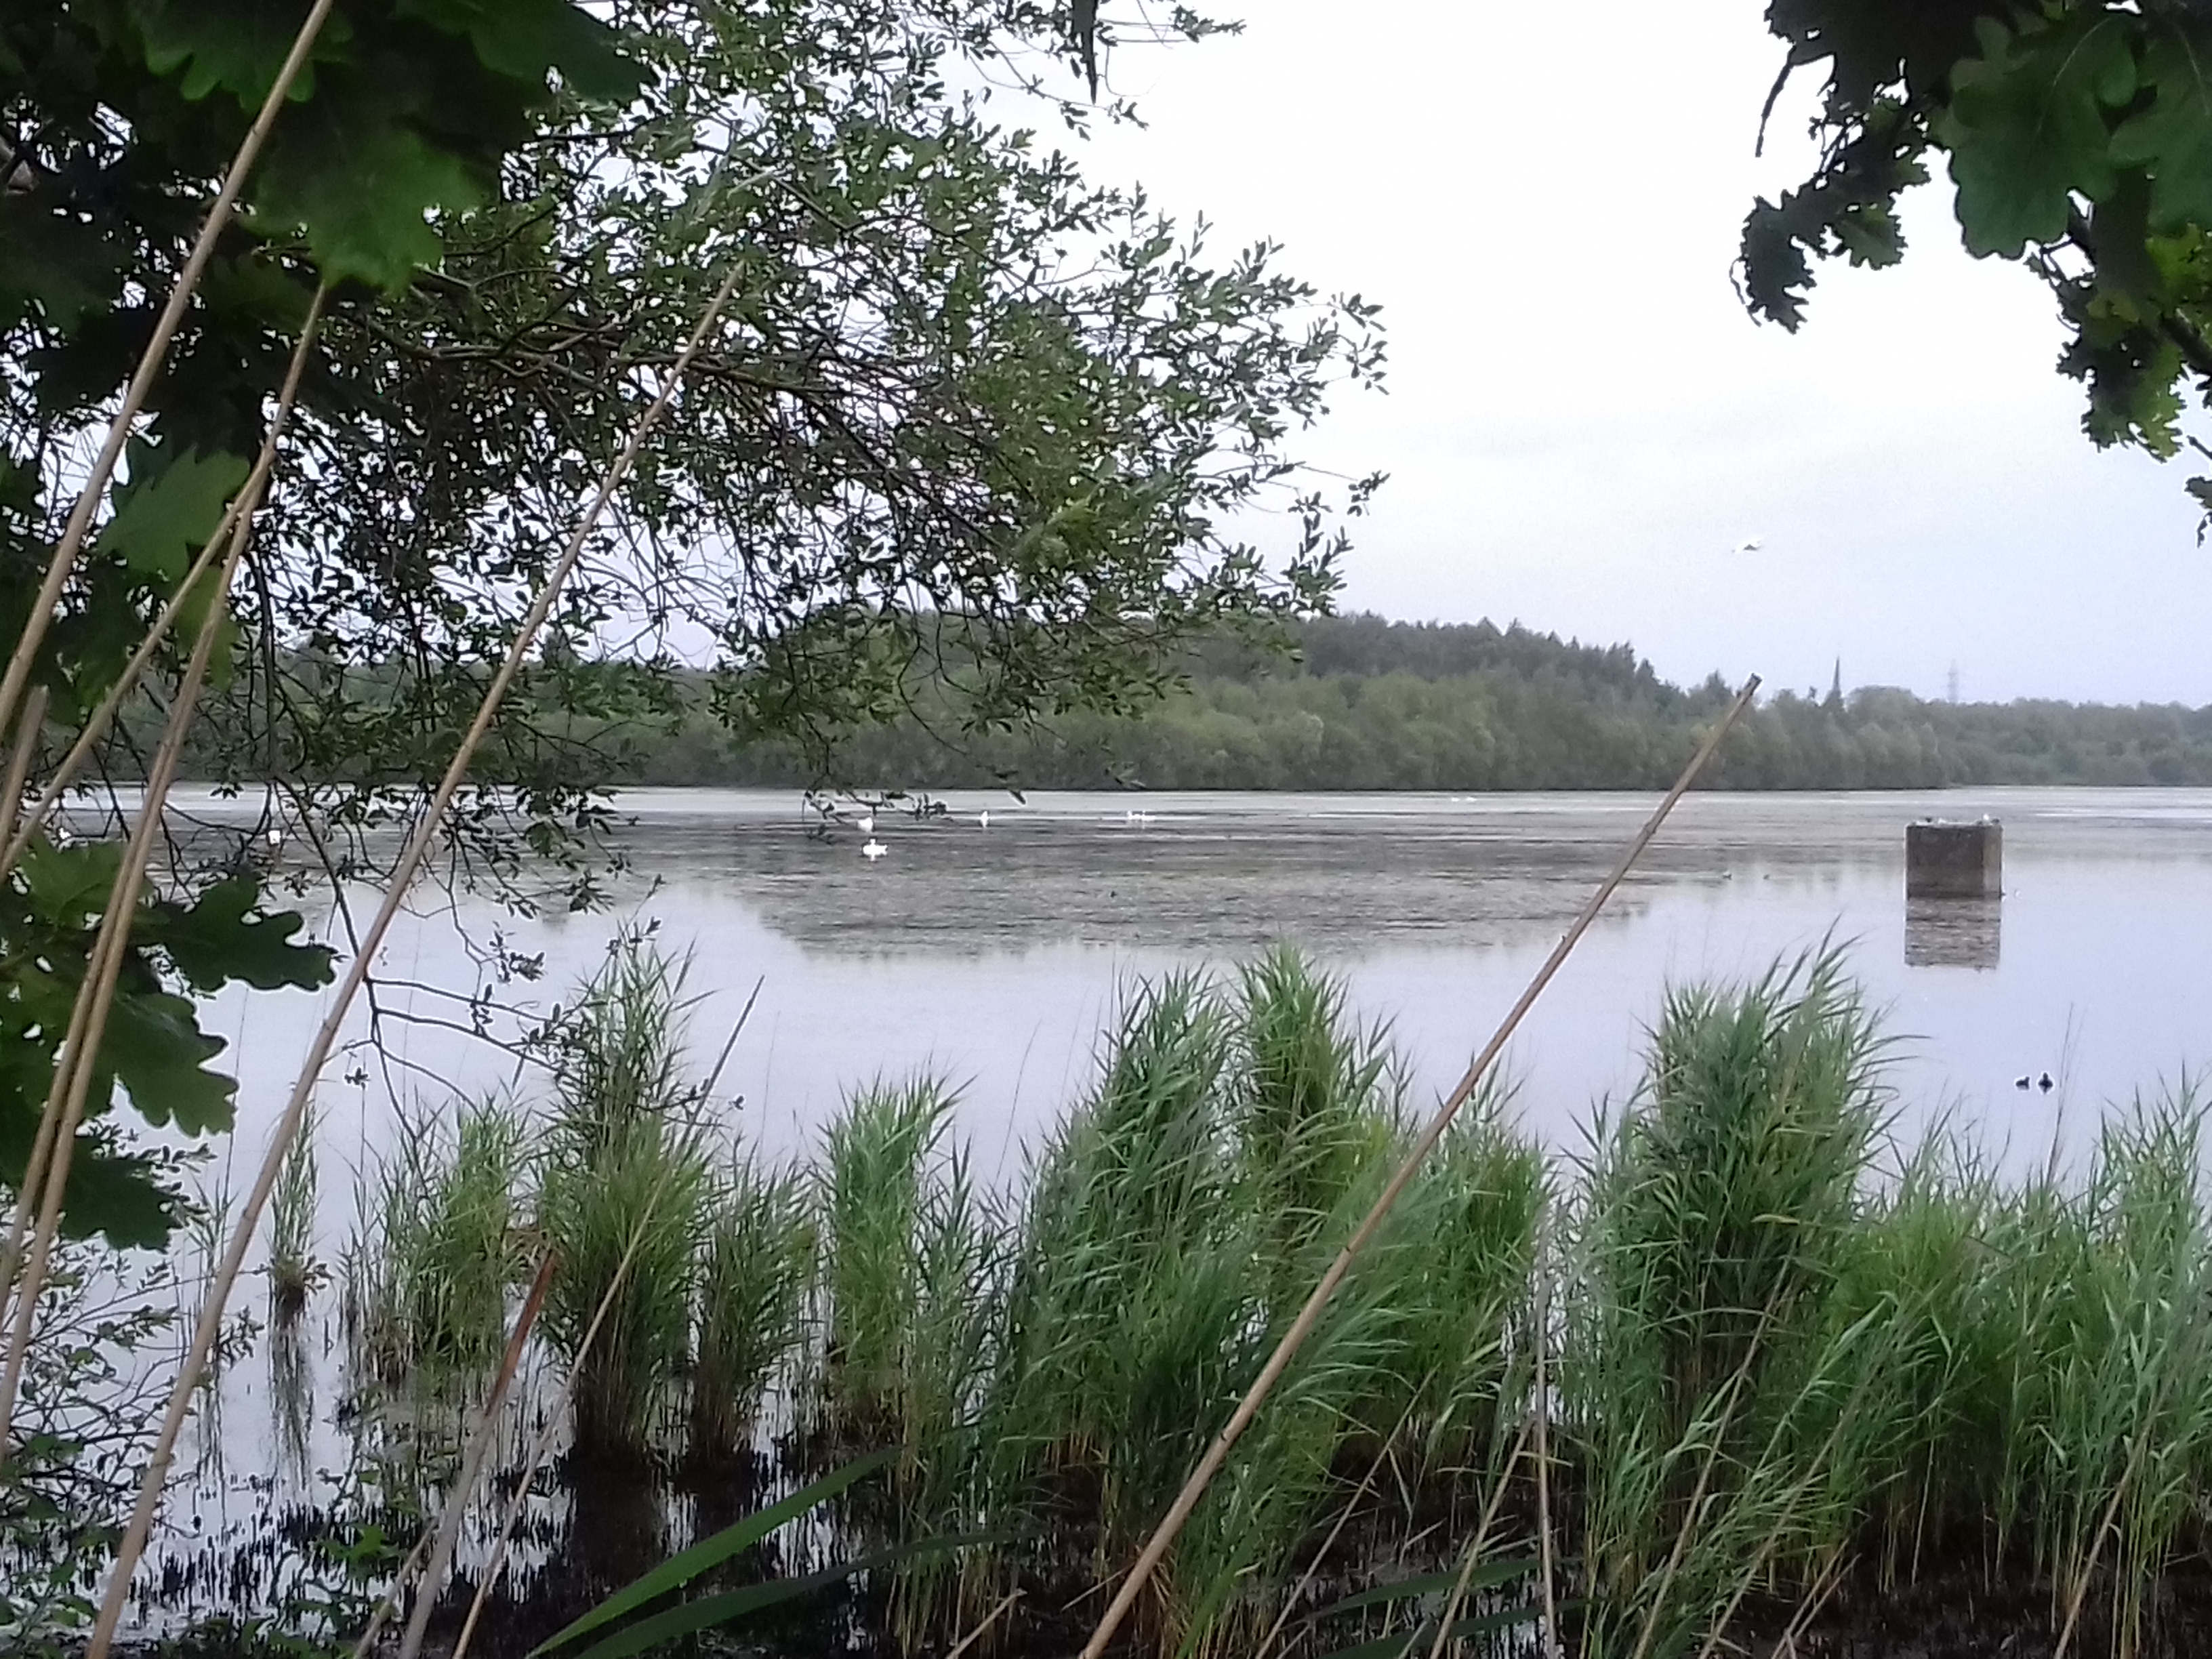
2038, 1072, 2054, 1093
1732, 535, 1764, 554
2014, 1075, 2031, 1090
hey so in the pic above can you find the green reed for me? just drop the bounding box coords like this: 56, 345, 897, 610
819, 1076, 964, 1437
338, 939, 2212, 1659
537, 938, 711, 1459
267, 1101, 321, 1322
347, 1096, 529, 1376
691, 1161, 815, 1463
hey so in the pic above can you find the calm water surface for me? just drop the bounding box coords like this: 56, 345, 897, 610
131, 785, 2212, 1633
194, 785, 2212, 1187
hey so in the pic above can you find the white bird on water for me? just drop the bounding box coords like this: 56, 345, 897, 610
977, 811, 990, 828
861, 838, 888, 861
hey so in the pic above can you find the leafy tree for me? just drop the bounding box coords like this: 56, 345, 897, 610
0, 0, 1378, 1237
1744, 1, 2212, 514
1, 0, 642, 1243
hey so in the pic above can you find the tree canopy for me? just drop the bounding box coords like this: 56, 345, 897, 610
0, 0, 1380, 1240
1746, 0, 2212, 514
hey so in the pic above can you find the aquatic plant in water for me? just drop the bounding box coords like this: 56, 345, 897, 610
273, 942, 2212, 1659
690, 1160, 815, 1464
267, 1101, 323, 1322
346, 1097, 531, 1376
537, 939, 712, 1458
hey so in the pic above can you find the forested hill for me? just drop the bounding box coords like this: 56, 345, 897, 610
613, 615, 2212, 792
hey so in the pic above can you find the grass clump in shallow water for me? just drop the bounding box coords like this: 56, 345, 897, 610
319, 937, 2212, 1659
537, 937, 712, 1460
690, 1161, 815, 1464
268, 1101, 323, 1322
347, 1096, 529, 1375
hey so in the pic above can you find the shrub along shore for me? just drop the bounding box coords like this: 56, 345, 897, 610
329, 940, 2212, 1659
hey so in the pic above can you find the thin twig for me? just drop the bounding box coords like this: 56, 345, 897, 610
446, 1205, 668, 1659
1626, 1302, 1778, 1659
1769, 1546, 1848, 1659
443, 975, 766, 1659
83, 261, 747, 1659
396, 1250, 557, 1659
2053, 1410, 2155, 1659
0, 0, 338, 751
0, 485, 258, 881
347, 1531, 436, 1659
1073, 677, 1762, 1659
1251, 1373, 1437, 1659
703, 975, 766, 1099
1694, 1362, 1879, 1659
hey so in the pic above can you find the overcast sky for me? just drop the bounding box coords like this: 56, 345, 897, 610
1059, 0, 2212, 705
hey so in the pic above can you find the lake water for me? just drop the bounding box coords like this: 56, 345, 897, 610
121, 784, 2212, 1635
194, 785, 2212, 1193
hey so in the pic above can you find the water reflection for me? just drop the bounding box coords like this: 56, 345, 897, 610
1904, 898, 2003, 971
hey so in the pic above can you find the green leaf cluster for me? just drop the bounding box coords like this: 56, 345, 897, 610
0, 836, 335, 1248
1746, 1, 2212, 491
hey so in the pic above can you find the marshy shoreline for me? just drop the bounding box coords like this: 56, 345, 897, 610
54, 936, 2212, 1659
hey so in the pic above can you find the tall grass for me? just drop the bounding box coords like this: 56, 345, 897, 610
347, 1097, 529, 1376
1568, 947, 1895, 1654
690, 1162, 814, 1464
267, 1101, 321, 1322
333, 940, 2212, 1659
537, 939, 711, 1459
819, 1077, 963, 1438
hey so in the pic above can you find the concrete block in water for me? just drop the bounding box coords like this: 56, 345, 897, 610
1905, 819, 2002, 899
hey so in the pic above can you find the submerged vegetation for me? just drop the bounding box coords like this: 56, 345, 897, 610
64, 938, 2186, 1657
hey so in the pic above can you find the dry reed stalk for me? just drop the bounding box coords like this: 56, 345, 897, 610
0, 685, 50, 1291
1248, 1373, 1437, 1659
0, 0, 337, 753
1769, 1546, 1848, 1659
0, 493, 262, 1441
0, 687, 47, 886
1423, 1414, 1534, 1659
0, 479, 259, 882
1692, 1366, 1877, 1659
1073, 676, 1762, 1659
396, 1250, 558, 1659
347, 1531, 436, 1659
445, 1209, 666, 1659
2052, 1414, 2155, 1659
0, 291, 328, 1446
1533, 1213, 1559, 1659
1624, 1303, 1777, 1659
81, 263, 747, 1659
943, 1589, 1023, 1659
437, 964, 763, 1659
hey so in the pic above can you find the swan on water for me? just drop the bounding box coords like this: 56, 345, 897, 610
978, 811, 990, 828
861, 839, 887, 861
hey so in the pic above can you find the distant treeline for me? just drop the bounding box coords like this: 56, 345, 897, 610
596, 615, 2212, 792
